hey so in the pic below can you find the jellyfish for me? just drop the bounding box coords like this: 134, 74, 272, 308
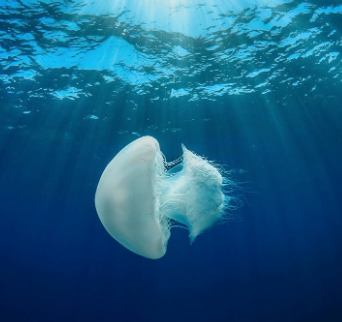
95, 136, 232, 259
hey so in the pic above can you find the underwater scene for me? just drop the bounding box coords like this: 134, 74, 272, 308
0, 0, 342, 321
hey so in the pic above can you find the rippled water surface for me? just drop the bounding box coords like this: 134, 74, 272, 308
1, 1, 342, 110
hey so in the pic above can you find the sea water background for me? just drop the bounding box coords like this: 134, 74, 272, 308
0, 0, 342, 321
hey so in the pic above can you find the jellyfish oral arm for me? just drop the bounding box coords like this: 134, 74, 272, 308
159, 146, 225, 242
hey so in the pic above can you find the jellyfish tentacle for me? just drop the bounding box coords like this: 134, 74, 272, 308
164, 155, 183, 171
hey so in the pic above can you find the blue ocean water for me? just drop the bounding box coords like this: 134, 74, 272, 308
0, 0, 342, 321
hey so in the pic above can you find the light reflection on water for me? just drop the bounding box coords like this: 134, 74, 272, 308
0, 0, 341, 107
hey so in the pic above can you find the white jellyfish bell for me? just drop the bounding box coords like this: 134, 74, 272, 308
95, 136, 234, 259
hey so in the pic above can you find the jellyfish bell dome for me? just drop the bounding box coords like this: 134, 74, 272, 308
95, 136, 229, 260
95, 136, 168, 259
